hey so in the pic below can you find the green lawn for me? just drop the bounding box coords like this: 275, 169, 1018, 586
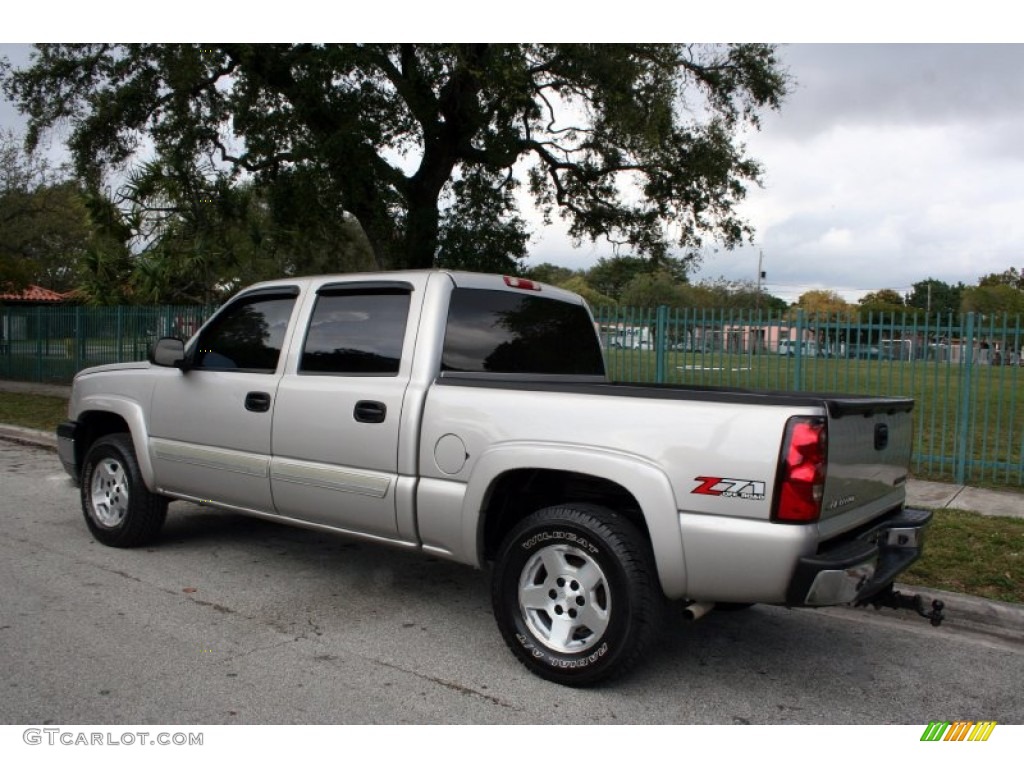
0, 391, 69, 431
902, 509, 1024, 604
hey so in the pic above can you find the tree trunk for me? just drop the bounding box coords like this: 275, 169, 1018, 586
402, 187, 442, 270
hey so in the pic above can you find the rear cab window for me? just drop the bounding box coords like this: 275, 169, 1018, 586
441, 288, 605, 377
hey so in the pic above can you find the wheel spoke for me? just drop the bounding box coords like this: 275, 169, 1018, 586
576, 560, 605, 593
538, 546, 568, 578
576, 599, 610, 636
520, 583, 551, 612
546, 615, 575, 649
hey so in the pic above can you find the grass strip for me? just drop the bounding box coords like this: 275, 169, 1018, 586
902, 508, 1024, 604
0, 391, 69, 431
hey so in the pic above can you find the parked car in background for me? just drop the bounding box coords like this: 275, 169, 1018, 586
777, 340, 818, 357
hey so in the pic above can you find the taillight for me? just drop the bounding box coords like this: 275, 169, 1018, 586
773, 416, 827, 523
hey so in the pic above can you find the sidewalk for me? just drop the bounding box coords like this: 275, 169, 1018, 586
907, 479, 1024, 519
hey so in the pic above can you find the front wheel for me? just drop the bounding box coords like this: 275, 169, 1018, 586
81, 433, 168, 547
491, 504, 663, 686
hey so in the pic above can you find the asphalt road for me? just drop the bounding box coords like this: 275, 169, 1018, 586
1, 440, 1022, 725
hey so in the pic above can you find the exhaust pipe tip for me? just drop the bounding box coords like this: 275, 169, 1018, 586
683, 601, 715, 621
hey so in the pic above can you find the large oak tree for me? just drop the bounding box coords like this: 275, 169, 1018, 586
4, 44, 788, 272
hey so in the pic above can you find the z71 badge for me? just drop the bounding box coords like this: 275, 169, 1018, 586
692, 476, 766, 501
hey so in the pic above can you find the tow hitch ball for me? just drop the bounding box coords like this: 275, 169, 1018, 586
859, 586, 946, 627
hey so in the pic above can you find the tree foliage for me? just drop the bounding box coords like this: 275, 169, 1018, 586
858, 288, 905, 316
791, 289, 851, 320
620, 270, 687, 308
961, 283, 1024, 316
105, 160, 375, 304
978, 267, 1024, 291
586, 255, 691, 301
906, 278, 963, 317
4, 43, 789, 275
0, 130, 92, 291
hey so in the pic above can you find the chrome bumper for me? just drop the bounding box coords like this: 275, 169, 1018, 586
787, 507, 931, 606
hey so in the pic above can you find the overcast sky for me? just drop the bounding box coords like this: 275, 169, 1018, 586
528, 43, 1024, 302
2, 41, 1021, 303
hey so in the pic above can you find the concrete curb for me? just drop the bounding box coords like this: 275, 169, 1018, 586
1, 421, 1021, 641
0, 424, 57, 450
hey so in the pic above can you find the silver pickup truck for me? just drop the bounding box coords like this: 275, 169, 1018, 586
57, 270, 937, 685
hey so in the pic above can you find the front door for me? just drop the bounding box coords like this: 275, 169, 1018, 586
149, 289, 299, 513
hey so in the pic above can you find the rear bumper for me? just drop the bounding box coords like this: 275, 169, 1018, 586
786, 507, 931, 606
56, 421, 80, 484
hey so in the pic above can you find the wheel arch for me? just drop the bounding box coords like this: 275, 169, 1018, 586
75, 397, 155, 489
464, 444, 688, 598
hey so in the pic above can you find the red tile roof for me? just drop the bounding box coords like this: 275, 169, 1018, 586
0, 286, 71, 303
0, 284, 70, 302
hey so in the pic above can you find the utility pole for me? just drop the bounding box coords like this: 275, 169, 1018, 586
755, 250, 765, 313
754, 250, 766, 355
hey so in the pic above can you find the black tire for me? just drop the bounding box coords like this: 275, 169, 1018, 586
491, 504, 663, 686
80, 433, 168, 547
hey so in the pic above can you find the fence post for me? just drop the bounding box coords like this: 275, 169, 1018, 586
0, 306, 7, 377
655, 305, 668, 384
794, 309, 806, 391
74, 305, 83, 374
955, 311, 976, 485
35, 306, 43, 382
116, 306, 124, 363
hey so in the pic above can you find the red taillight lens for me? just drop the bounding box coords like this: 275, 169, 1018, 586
773, 416, 827, 523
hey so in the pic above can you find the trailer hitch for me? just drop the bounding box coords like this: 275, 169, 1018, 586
858, 585, 945, 626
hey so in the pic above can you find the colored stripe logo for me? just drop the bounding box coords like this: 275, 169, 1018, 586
921, 721, 997, 741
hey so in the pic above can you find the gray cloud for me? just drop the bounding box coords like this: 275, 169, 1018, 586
771, 44, 1024, 137
691, 44, 1024, 303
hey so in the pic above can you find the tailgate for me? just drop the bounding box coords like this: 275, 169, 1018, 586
820, 397, 914, 520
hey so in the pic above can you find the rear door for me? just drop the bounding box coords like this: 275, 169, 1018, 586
270, 279, 423, 538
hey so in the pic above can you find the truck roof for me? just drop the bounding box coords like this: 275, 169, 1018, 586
233, 270, 588, 307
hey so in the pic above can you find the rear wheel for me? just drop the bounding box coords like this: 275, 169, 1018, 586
491, 504, 662, 686
81, 433, 168, 547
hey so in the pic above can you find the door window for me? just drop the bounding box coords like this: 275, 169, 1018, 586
192, 294, 297, 372
300, 289, 411, 376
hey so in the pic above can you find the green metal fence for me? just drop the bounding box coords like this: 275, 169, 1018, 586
2, 302, 1022, 487
0, 304, 214, 384
594, 306, 1024, 487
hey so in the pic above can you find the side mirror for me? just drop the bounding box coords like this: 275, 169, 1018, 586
150, 337, 188, 370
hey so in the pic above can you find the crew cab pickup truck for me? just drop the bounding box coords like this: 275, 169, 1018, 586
57, 271, 934, 685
